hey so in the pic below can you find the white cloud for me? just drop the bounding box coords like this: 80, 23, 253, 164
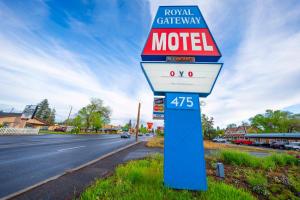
148, 0, 300, 128
0, 8, 153, 126
1, 0, 300, 129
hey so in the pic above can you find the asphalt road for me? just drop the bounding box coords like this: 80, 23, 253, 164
0, 134, 135, 198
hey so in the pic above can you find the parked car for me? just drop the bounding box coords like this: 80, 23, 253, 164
120, 132, 131, 138
232, 139, 253, 145
232, 139, 243, 145
145, 133, 150, 136
284, 142, 300, 151
212, 137, 227, 143
54, 127, 66, 132
270, 141, 288, 149
252, 141, 264, 146
242, 140, 253, 145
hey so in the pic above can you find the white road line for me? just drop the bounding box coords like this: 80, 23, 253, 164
57, 146, 85, 152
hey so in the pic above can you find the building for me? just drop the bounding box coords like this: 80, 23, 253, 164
0, 112, 48, 129
224, 126, 249, 140
101, 124, 122, 133
245, 133, 300, 144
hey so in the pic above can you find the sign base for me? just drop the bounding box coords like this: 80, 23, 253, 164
164, 93, 207, 191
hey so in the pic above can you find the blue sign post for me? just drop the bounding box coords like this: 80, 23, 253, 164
164, 93, 207, 190
141, 5, 222, 191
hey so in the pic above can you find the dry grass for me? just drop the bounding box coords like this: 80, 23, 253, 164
147, 137, 279, 153
146, 136, 164, 148
204, 140, 276, 153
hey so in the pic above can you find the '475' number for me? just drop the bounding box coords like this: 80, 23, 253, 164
171, 97, 194, 108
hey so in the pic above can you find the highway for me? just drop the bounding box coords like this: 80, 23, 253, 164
0, 134, 135, 198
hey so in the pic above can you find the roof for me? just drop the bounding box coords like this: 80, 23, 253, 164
245, 133, 300, 139
26, 117, 49, 126
0, 112, 22, 117
225, 126, 248, 134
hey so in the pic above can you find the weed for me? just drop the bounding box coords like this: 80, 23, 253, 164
146, 137, 164, 148
80, 154, 255, 200
219, 150, 298, 170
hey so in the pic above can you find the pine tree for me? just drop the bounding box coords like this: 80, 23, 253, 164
35, 99, 52, 122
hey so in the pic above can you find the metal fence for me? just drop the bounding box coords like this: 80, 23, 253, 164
0, 128, 39, 135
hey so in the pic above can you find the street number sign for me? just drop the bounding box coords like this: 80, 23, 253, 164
166, 93, 199, 110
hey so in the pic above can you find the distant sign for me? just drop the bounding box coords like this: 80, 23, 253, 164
21, 105, 38, 119
141, 6, 221, 62
147, 122, 154, 130
141, 62, 222, 96
153, 97, 164, 120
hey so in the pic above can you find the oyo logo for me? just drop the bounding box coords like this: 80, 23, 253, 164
169, 70, 193, 77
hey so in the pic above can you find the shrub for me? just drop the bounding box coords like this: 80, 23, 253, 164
246, 171, 270, 196
268, 153, 298, 166
71, 127, 80, 134
288, 172, 300, 193
246, 172, 268, 187
219, 150, 298, 170
220, 150, 260, 168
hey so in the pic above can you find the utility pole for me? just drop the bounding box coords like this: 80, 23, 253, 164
135, 102, 141, 142
66, 106, 73, 126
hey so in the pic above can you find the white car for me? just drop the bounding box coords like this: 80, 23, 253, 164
212, 137, 227, 143
284, 142, 300, 151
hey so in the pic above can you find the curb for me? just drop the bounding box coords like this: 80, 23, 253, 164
1, 141, 142, 200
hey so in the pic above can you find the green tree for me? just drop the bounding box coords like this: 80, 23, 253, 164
35, 99, 51, 121
91, 112, 104, 133
288, 114, 300, 132
139, 124, 148, 134
227, 123, 237, 129
78, 98, 111, 132
156, 128, 164, 136
215, 126, 225, 136
202, 114, 215, 139
249, 109, 299, 133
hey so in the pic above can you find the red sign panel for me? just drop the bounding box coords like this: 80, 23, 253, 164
147, 122, 154, 130
143, 28, 220, 57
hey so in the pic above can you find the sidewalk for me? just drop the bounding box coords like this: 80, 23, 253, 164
10, 142, 163, 200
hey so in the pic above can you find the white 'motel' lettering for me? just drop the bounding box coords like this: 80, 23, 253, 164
152, 33, 166, 50
152, 32, 213, 51
168, 32, 179, 51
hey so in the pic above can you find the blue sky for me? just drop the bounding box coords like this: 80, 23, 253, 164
0, 0, 300, 127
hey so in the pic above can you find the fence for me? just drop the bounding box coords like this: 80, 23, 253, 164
0, 128, 40, 135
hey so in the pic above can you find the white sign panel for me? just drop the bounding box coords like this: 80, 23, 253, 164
141, 62, 222, 94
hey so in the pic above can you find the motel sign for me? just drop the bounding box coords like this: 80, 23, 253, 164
141, 6, 222, 191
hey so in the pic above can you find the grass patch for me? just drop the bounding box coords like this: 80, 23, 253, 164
246, 172, 268, 187
80, 154, 255, 200
146, 136, 164, 148
246, 171, 270, 196
288, 167, 300, 194
219, 149, 298, 170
